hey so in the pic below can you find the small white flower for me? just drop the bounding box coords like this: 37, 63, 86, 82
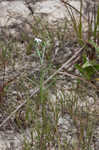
34, 38, 42, 43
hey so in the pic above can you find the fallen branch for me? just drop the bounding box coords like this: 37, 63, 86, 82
59, 71, 97, 90
0, 45, 85, 128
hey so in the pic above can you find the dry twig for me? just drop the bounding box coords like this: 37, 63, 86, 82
0, 45, 85, 128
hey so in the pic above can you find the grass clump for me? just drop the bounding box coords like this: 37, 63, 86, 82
0, 1, 98, 150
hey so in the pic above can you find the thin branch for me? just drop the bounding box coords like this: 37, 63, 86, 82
59, 71, 97, 90
43, 45, 85, 86
0, 45, 85, 128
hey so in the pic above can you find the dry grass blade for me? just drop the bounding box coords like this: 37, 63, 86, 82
61, 0, 88, 21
